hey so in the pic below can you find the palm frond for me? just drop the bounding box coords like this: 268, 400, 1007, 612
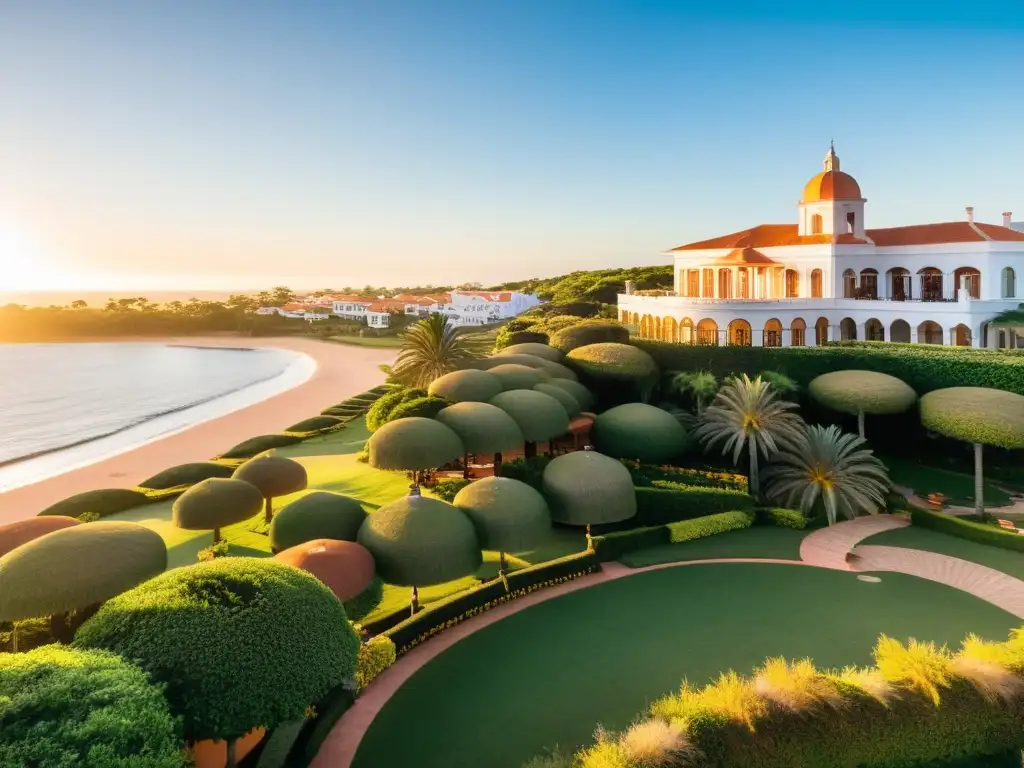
390, 314, 477, 389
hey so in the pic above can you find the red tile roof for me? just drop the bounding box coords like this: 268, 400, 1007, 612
670, 221, 1024, 251
712, 248, 780, 266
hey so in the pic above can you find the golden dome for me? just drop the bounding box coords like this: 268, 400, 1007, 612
802, 170, 863, 202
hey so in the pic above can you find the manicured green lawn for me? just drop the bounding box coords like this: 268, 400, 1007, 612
883, 456, 1013, 508
106, 416, 587, 616
322, 335, 405, 348
353, 563, 1017, 768
619, 526, 808, 568
860, 525, 1024, 580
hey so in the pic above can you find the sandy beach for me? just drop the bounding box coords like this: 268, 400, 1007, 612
0, 337, 395, 524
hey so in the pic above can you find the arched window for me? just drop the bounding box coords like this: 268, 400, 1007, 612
763, 318, 783, 348
865, 318, 884, 341
785, 269, 800, 298
811, 213, 823, 235
811, 269, 823, 298
814, 317, 829, 345
842, 269, 857, 299
846, 211, 856, 234
791, 318, 806, 346
919, 267, 943, 302
728, 319, 752, 346
887, 267, 911, 301
840, 318, 857, 340
620, 310, 629, 322
1003, 267, 1017, 298
890, 319, 911, 343
917, 320, 943, 345
696, 318, 718, 346
680, 318, 694, 344
859, 268, 878, 299
954, 267, 980, 300
662, 317, 679, 343
953, 324, 971, 347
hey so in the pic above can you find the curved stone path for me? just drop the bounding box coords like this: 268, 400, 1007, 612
314, 516, 1024, 767
894, 484, 1024, 518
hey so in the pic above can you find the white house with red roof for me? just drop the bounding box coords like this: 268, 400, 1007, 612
618, 145, 1024, 348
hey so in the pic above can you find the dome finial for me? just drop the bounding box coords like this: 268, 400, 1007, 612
824, 141, 840, 173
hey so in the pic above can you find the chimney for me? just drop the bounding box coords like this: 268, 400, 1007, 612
1004, 212, 1013, 228
624, 280, 635, 295
965, 206, 974, 223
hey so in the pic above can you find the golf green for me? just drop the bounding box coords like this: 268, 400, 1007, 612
352, 562, 1019, 768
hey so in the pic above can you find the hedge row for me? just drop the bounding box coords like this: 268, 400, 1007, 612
591, 510, 753, 561
622, 459, 749, 493
561, 628, 1024, 768
381, 550, 600, 654
910, 505, 1024, 552
631, 486, 755, 528
755, 506, 807, 529
632, 340, 1024, 396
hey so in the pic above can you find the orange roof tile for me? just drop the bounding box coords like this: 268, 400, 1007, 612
974, 223, 1024, 242
670, 225, 835, 251
713, 248, 780, 266
802, 170, 863, 202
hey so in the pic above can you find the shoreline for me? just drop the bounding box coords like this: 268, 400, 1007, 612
0, 336, 396, 524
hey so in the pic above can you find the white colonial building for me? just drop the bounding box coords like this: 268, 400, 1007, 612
618, 145, 1024, 349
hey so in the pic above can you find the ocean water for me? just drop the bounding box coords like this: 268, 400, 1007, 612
0, 342, 314, 492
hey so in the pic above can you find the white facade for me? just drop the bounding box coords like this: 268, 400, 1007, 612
619, 147, 1024, 349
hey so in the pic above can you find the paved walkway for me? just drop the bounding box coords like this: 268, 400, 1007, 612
314, 515, 1024, 767
894, 484, 1024, 518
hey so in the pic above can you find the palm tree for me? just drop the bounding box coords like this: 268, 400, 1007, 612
763, 424, 890, 526
666, 370, 719, 415
390, 314, 475, 388
694, 374, 804, 498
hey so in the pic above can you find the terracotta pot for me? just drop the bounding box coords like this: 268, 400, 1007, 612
191, 727, 266, 768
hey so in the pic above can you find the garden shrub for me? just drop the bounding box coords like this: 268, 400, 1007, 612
497, 342, 565, 362
219, 433, 303, 460
489, 389, 571, 443
566, 342, 658, 382
590, 525, 670, 561
910, 505, 1024, 552
453, 476, 552, 554
388, 395, 451, 422
809, 370, 917, 417
620, 459, 749, 492
0, 521, 167, 623
367, 417, 464, 471
488, 363, 546, 390
274, 538, 378, 615
428, 369, 503, 403
284, 415, 343, 433
547, 378, 595, 410
0, 645, 185, 768
501, 330, 550, 349
481, 354, 578, 381
0, 515, 80, 559
74, 558, 360, 744
633, 486, 755, 528
665, 509, 752, 542
633, 340, 1024, 397
382, 550, 599, 654
269, 491, 367, 551
37, 487, 149, 519
549, 320, 630, 353
435, 402, 525, 456
559, 629, 1024, 768
233, 455, 308, 520
919, 387, 1024, 449
197, 539, 230, 561
593, 403, 693, 463
344, 576, 385, 622
365, 387, 426, 432
543, 450, 637, 527
139, 461, 234, 490
172, 477, 264, 541
756, 507, 807, 529
253, 719, 306, 768
432, 478, 472, 502
356, 635, 397, 690
497, 455, 553, 491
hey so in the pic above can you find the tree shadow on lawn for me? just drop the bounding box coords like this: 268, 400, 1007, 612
882, 456, 1012, 508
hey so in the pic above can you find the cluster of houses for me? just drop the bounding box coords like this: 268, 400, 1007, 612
255, 289, 541, 329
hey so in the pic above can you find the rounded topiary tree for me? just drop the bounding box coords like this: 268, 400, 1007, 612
273, 538, 382, 621
593, 403, 692, 463
357, 491, 481, 613
483, 354, 578, 381
566, 343, 658, 400
0, 646, 184, 767
74, 558, 360, 766
232, 455, 308, 522
428, 369, 504, 403
285, 415, 343, 433
808, 370, 917, 439
219, 434, 303, 460
919, 387, 1024, 515
496, 343, 565, 362
172, 478, 264, 546
453, 476, 550, 576
542, 448, 637, 543
366, 387, 426, 433
0, 522, 167, 645
534, 383, 582, 419
367, 417, 464, 486
387, 395, 451, 421
547, 378, 595, 411
489, 389, 571, 459
37, 488, 149, 519
139, 462, 235, 490
435, 402, 525, 476
550, 321, 630, 353
0, 516, 80, 559
488, 363, 546, 391
269, 491, 368, 552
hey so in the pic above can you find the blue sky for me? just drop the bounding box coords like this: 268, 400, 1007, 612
0, 1, 1021, 291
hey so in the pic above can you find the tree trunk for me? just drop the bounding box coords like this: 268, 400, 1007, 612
463, 453, 470, 480
411, 585, 420, 615
974, 442, 985, 517
493, 452, 503, 477
748, 443, 760, 500
263, 496, 273, 523
11, 625, 17, 653
857, 410, 866, 440
585, 523, 593, 550
226, 739, 237, 768
498, 551, 508, 577
212, 527, 221, 544
524, 442, 537, 460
